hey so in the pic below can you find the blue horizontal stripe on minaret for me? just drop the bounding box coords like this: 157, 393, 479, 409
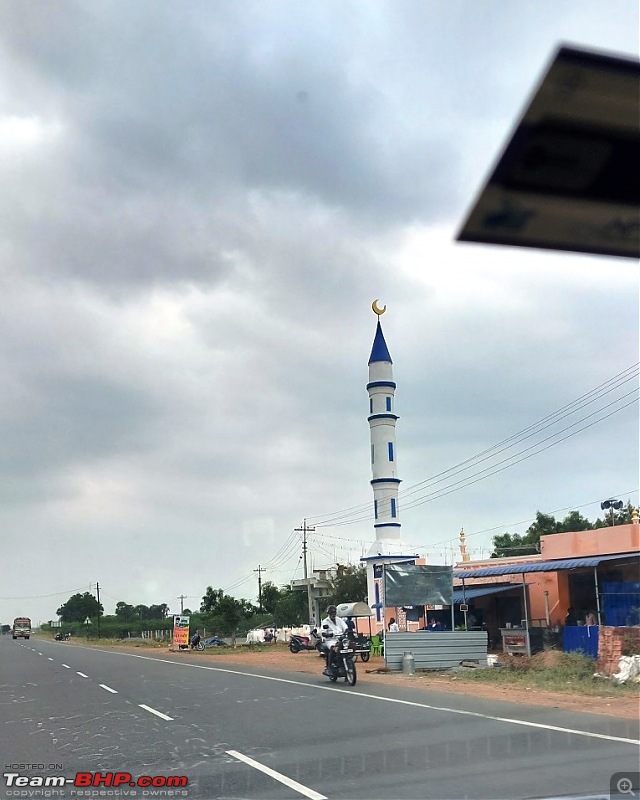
367, 413, 399, 422
368, 320, 393, 364
373, 522, 402, 528
370, 478, 401, 485
366, 381, 396, 390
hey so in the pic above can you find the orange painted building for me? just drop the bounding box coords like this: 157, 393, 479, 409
453, 518, 639, 646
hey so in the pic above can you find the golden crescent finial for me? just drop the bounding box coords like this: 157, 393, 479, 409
372, 299, 386, 316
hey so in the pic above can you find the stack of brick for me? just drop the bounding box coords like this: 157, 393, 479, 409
597, 626, 640, 675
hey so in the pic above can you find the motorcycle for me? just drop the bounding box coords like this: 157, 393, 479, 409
54, 632, 71, 641
289, 628, 322, 654
323, 632, 357, 686
190, 636, 205, 651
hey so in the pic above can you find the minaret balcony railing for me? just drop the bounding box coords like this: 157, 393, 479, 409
367, 413, 399, 423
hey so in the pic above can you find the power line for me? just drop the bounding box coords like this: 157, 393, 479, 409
0, 586, 90, 601
307, 362, 639, 527
404, 363, 639, 499
315, 392, 638, 527
299, 487, 639, 568
399, 396, 638, 513
424, 489, 640, 550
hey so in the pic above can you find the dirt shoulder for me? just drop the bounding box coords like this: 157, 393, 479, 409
74, 639, 639, 721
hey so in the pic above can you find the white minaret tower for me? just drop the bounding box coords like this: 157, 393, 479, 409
367, 300, 402, 551
363, 301, 416, 627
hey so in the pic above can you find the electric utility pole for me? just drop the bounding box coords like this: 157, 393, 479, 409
254, 565, 266, 611
95, 582, 101, 640
177, 595, 187, 614
295, 519, 315, 625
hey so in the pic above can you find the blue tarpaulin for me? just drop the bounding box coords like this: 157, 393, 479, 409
602, 581, 640, 626
563, 625, 599, 658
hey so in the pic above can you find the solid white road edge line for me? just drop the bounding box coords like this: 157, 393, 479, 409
226, 750, 327, 800
139, 704, 173, 721
83, 648, 640, 747
99, 684, 118, 694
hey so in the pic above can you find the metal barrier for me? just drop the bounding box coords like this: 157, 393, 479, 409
384, 631, 488, 670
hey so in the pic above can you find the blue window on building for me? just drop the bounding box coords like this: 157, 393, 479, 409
386, 396, 392, 412
388, 442, 394, 461
391, 498, 397, 518
371, 444, 375, 465
370, 397, 373, 413
374, 500, 378, 519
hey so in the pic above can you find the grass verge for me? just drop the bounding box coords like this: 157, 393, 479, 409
440, 652, 640, 698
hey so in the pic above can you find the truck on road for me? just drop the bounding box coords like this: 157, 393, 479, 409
13, 617, 32, 639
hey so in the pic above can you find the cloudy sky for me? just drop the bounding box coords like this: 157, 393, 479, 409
1, 1, 638, 625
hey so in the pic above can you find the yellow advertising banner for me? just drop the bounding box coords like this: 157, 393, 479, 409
173, 615, 190, 648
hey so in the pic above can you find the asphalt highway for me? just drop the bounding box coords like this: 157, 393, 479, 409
1, 636, 638, 800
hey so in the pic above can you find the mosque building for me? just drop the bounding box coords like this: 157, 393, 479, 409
359, 302, 639, 641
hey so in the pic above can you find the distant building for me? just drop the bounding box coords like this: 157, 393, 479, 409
291, 568, 335, 625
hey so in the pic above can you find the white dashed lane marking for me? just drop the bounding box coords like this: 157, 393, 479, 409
139, 704, 173, 721
227, 750, 327, 800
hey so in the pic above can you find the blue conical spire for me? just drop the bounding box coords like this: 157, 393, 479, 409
368, 320, 392, 365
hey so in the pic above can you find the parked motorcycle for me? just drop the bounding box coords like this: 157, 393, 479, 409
323, 633, 357, 686
203, 635, 227, 648
54, 632, 71, 641
190, 635, 205, 651
289, 629, 322, 654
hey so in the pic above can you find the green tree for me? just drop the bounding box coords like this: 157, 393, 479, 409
492, 512, 561, 557
260, 582, 281, 615
491, 532, 539, 558
325, 564, 368, 606
200, 586, 224, 614
56, 592, 103, 623
526, 511, 560, 537
115, 602, 136, 621
490, 508, 614, 557
273, 587, 308, 626
133, 604, 150, 621
557, 511, 594, 532
148, 603, 170, 620
201, 592, 255, 643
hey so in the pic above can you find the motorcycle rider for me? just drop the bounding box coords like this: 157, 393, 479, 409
190, 629, 201, 648
320, 604, 349, 676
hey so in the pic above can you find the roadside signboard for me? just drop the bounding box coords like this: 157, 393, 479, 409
173, 614, 190, 648
457, 45, 640, 259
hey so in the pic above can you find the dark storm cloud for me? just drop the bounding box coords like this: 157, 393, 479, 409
0, 1, 466, 292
